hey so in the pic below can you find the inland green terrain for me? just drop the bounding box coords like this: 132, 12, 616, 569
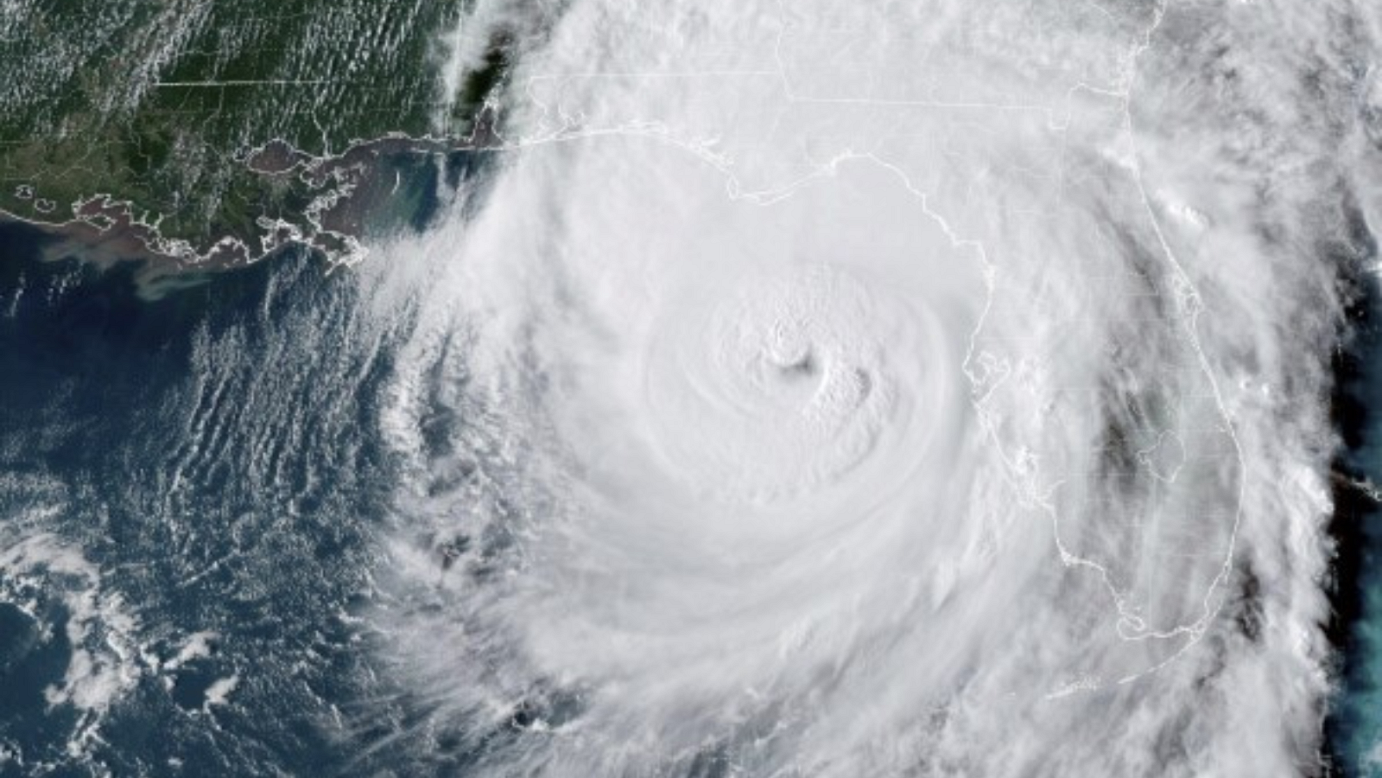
0, 0, 514, 265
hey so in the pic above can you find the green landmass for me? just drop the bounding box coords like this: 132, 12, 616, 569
0, 0, 515, 263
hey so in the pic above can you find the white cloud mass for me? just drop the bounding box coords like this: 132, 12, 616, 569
368, 0, 1382, 775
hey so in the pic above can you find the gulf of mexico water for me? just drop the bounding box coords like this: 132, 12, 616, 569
1, 184, 1376, 776
0, 153, 482, 776
0, 15, 1379, 769
0, 225, 369, 775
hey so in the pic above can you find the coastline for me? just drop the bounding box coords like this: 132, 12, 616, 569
1323, 205, 1382, 776
0, 113, 502, 296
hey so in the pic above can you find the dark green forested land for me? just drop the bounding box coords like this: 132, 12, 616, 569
0, 0, 514, 262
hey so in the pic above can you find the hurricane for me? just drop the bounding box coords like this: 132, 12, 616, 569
3, 0, 1382, 775
361, 1, 1380, 775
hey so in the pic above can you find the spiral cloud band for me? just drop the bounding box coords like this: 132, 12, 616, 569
368, 0, 1382, 775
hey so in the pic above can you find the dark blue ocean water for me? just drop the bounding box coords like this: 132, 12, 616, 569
0, 216, 435, 775
1330, 274, 1382, 777
2, 146, 1381, 775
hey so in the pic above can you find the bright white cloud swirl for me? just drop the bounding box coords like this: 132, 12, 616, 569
364, 1, 1382, 775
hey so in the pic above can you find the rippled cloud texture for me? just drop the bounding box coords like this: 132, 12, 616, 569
370, 1, 1382, 775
